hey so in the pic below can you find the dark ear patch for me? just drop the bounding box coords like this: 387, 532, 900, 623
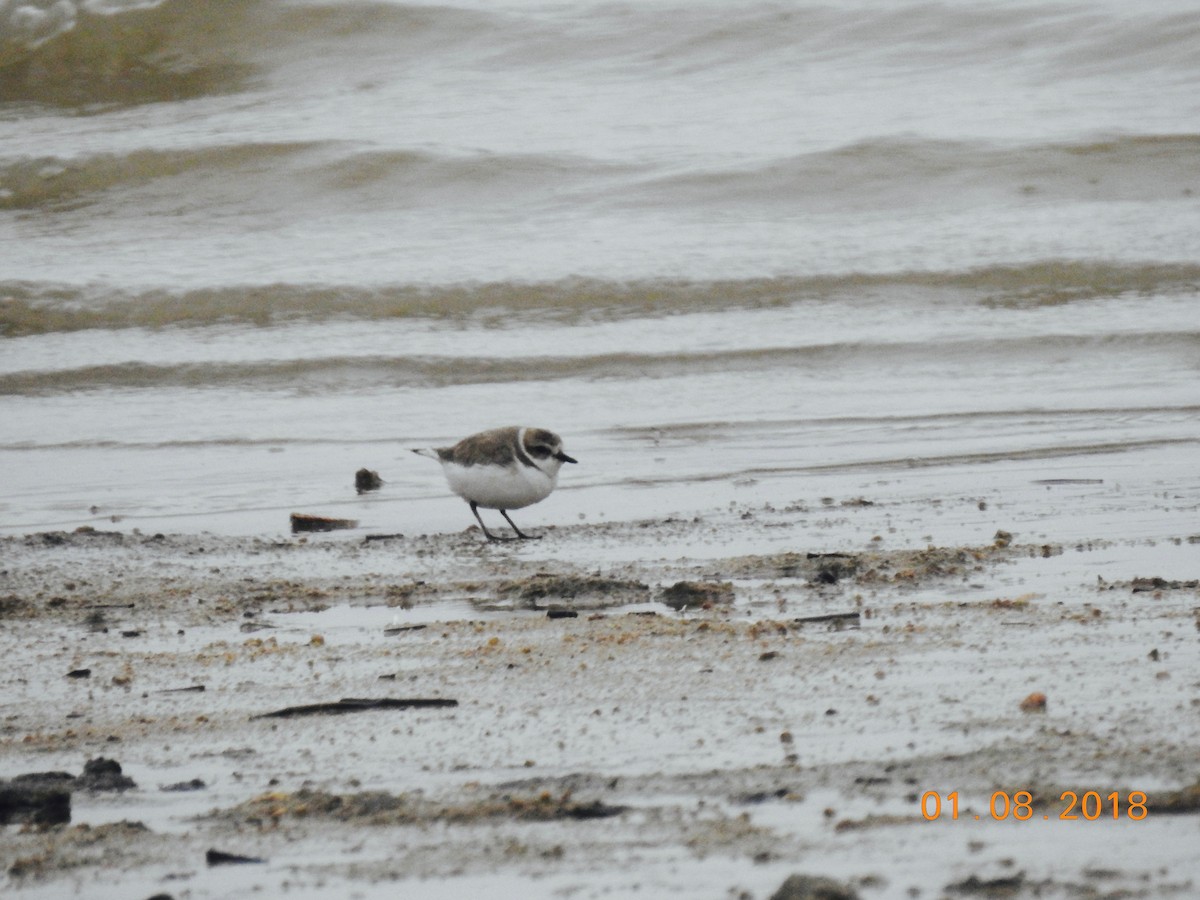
529, 445, 552, 459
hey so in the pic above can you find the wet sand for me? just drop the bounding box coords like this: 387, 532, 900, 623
1, 489, 1198, 899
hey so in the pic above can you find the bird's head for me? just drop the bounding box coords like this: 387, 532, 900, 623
523, 427, 577, 474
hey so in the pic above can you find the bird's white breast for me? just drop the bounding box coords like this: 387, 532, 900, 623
442, 460, 557, 510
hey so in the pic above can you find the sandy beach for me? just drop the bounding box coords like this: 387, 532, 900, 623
2, 481, 1197, 900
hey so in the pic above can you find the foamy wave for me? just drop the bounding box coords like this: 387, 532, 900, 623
0, 1, 77, 52
631, 135, 1200, 212
0, 139, 636, 214
4, 263, 1200, 338
0, 142, 320, 210
3, 331, 1198, 396
4, 133, 1196, 219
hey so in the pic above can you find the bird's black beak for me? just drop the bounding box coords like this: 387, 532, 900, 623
555, 451, 578, 464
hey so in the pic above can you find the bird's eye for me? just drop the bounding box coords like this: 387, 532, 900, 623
530, 445, 551, 459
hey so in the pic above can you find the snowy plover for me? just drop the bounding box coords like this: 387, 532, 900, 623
413, 426, 577, 541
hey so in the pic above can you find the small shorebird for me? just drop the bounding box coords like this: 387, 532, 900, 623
413, 426, 577, 541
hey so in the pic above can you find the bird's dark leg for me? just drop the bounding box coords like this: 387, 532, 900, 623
469, 501, 510, 542
500, 509, 541, 540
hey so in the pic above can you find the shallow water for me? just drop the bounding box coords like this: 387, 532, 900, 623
1, 0, 1199, 537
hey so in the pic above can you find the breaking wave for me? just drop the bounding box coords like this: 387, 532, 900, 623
3, 0, 1199, 107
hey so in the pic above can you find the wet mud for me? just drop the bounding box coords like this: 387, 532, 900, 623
1, 507, 1197, 898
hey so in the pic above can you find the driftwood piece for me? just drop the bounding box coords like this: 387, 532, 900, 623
792, 611, 861, 627
290, 513, 359, 533
383, 623, 428, 635
251, 697, 458, 720
207, 848, 265, 866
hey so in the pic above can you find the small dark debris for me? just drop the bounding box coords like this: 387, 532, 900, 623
290, 513, 358, 533
793, 611, 860, 628
759, 650, 779, 661
497, 573, 649, 605
813, 564, 842, 584
155, 684, 206, 694
945, 872, 1025, 896
66, 668, 91, 679
251, 697, 458, 720
561, 800, 626, 820
120, 629, 142, 638
355, 468, 384, 494
1132, 576, 1199, 593
769, 873, 860, 900
161, 778, 206, 793
736, 787, 793, 804
813, 556, 860, 584
547, 609, 578, 619
1148, 781, 1200, 814
206, 848, 264, 866
383, 623, 428, 635
660, 580, 734, 610
364, 533, 404, 542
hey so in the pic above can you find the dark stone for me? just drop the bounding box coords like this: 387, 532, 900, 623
77, 757, 136, 792
946, 872, 1025, 896
355, 468, 384, 493
660, 580, 734, 610
0, 773, 72, 825
770, 874, 860, 900
814, 562, 846, 584
161, 778, 207, 793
